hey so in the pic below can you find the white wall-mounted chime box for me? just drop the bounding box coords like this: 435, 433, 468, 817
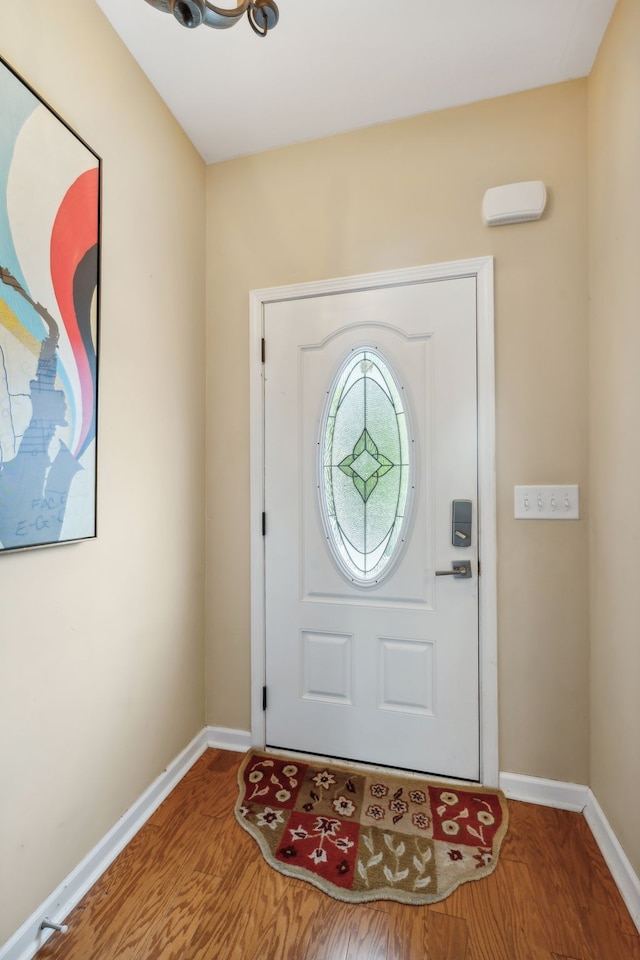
482, 180, 547, 226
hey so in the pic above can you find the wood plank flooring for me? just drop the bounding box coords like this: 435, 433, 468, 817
36, 749, 640, 960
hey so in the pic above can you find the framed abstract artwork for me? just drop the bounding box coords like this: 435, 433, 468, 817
0, 56, 100, 552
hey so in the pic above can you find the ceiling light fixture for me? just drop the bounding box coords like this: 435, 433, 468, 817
143, 0, 279, 37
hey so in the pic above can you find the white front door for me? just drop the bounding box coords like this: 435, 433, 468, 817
262, 273, 482, 781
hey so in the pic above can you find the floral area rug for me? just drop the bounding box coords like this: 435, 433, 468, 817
235, 750, 509, 905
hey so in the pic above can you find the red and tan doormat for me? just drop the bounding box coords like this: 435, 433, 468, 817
235, 750, 509, 905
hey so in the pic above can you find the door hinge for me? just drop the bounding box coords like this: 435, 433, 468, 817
262, 685, 267, 711
262, 512, 266, 536
478, 560, 481, 576
261, 337, 266, 363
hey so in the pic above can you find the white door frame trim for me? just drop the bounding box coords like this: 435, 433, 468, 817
249, 257, 498, 786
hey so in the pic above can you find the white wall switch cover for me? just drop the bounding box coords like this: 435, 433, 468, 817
514, 485, 579, 520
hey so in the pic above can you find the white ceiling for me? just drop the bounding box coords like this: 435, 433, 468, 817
95, 0, 616, 164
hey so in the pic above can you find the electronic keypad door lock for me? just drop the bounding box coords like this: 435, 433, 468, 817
452, 499, 472, 547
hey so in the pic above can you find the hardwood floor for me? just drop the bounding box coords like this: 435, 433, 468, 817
36, 749, 640, 960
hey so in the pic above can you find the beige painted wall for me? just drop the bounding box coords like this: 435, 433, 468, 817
3, 0, 638, 945
206, 81, 590, 784
0, 0, 206, 942
588, 0, 640, 878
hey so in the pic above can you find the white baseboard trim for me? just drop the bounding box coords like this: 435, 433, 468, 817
500, 772, 640, 934
4, 745, 638, 959
205, 725, 252, 752
584, 790, 640, 932
499, 771, 589, 812
0, 729, 209, 960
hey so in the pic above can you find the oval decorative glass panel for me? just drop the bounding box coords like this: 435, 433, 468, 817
319, 348, 412, 584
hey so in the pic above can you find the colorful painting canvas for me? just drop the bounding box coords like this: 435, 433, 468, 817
0, 57, 100, 552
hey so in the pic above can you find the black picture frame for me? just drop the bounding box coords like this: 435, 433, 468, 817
0, 55, 101, 553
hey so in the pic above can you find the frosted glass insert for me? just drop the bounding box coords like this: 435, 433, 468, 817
320, 349, 411, 583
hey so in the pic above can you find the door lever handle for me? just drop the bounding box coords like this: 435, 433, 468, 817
435, 562, 472, 579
